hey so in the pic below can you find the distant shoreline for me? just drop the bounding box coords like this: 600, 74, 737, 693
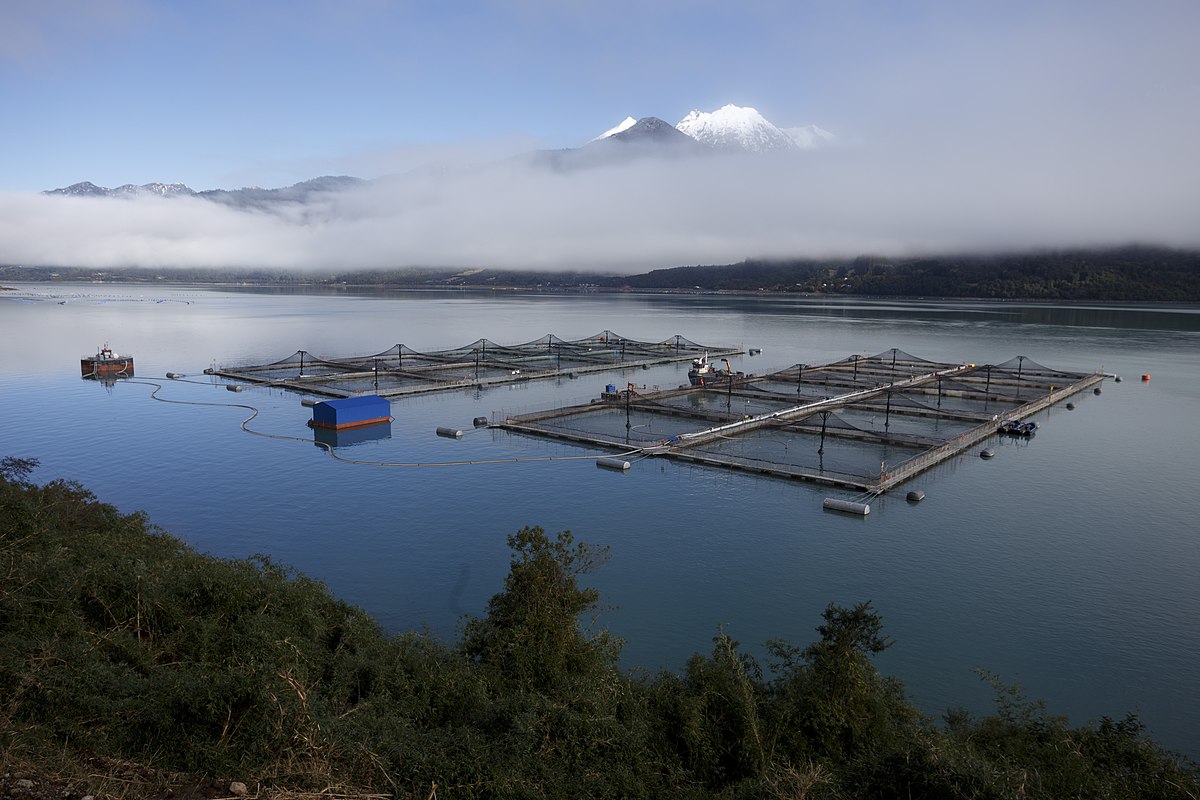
2, 278, 1196, 308
3, 244, 1199, 303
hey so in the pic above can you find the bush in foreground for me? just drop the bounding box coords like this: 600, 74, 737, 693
1, 457, 1196, 798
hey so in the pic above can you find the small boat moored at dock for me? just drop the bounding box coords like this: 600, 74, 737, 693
998, 418, 1038, 437
688, 353, 739, 386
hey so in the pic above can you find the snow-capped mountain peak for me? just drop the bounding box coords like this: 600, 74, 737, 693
676, 104, 799, 152
44, 182, 196, 198
111, 182, 196, 197
587, 116, 637, 144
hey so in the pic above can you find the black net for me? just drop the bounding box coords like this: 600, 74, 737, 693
498, 348, 1099, 490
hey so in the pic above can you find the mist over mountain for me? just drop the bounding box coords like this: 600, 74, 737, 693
41, 106, 817, 200
196, 176, 367, 210
13, 101, 1200, 276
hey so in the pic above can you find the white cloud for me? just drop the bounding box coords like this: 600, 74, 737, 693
4, 131, 1198, 275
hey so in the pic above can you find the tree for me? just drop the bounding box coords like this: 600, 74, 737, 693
766, 602, 916, 766
461, 526, 621, 694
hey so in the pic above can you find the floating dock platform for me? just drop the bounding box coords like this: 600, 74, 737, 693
495, 349, 1105, 493
208, 332, 739, 398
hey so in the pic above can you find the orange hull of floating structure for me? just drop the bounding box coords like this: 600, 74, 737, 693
308, 416, 391, 431
1142, 374, 1151, 381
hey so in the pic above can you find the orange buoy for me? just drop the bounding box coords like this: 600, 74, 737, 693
1142, 374, 1151, 382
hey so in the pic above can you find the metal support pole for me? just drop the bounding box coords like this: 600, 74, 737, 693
885, 388, 892, 429
819, 410, 828, 455
373, 358, 378, 390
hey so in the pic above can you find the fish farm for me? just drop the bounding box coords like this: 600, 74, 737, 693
495, 349, 1106, 494
208, 332, 738, 398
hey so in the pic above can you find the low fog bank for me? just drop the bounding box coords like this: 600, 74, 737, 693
3, 141, 1198, 273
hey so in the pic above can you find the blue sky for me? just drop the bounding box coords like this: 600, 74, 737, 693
4, 0, 849, 190
4, 0, 1190, 191
2, 0, 1198, 270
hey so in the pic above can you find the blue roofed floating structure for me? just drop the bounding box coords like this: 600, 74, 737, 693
310, 395, 391, 430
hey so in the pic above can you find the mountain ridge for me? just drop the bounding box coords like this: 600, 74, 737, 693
588, 103, 832, 151
42, 176, 367, 209
43, 104, 830, 196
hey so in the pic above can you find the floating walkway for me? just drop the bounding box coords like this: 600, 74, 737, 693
495, 349, 1105, 493
208, 332, 739, 398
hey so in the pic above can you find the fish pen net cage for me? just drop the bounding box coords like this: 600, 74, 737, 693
499, 350, 1099, 491
210, 332, 738, 398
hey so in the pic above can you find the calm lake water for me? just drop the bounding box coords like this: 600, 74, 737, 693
3, 283, 1199, 757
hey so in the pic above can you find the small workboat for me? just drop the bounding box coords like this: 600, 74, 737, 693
688, 353, 737, 386
81, 343, 134, 378
998, 418, 1037, 437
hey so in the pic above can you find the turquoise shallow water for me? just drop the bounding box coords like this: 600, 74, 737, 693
3, 284, 1199, 756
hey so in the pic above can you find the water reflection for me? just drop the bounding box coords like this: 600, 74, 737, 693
312, 422, 392, 450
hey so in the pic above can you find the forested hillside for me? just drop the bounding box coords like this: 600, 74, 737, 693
610, 247, 1200, 301
4, 247, 1199, 301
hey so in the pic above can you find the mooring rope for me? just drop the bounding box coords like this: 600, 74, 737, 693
120, 378, 646, 468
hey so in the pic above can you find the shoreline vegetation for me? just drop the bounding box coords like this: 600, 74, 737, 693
2, 456, 1197, 799
2, 246, 1199, 303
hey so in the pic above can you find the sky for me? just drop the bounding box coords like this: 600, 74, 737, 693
2, 0, 1199, 272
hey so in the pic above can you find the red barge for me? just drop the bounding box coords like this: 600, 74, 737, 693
81, 344, 134, 378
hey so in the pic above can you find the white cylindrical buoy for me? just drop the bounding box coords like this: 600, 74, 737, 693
823, 498, 870, 515
980, 448, 995, 459
166, 372, 184, 379
906, 490, 925, 502
596, 458, 631, 471
473, 416, 489, 427
301, 398, 317, 407
436, 427, 463, 439
226, 384, 243, 392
